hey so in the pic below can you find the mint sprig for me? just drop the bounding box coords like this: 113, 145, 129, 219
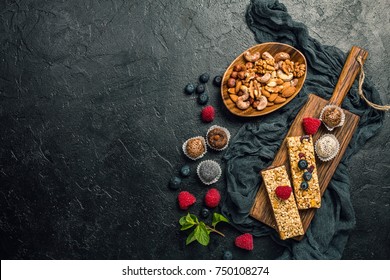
179, 212, 229, 246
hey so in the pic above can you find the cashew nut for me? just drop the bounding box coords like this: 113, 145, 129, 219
256, 96, 267, 111
267, 80, 277, 87
274, 52, 290, 62
277, 70, 293, 82
261, 51, 274, 61
236, 96, 250, 110
290, 78, 298, 87
240, 85, 250, 100
267, 78, 283, 87
256, 72, 271, 84
244, 51, 260, 62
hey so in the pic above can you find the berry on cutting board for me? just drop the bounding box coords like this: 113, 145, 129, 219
303, 171, 312, 181
302, 117, 321, 135
298, 159, 308, 170
300, 181, 309, 190
275, 185, 292, 200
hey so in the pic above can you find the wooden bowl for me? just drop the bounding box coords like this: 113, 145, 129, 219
221, 42, 307, 117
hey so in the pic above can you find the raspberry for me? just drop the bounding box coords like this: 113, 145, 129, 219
201, 105, 215, 123
177, 191, 196, 210
302, 117, 321, 135
204, 188, 221, 208
235, 233, 253, 251
275, 186, 292, 200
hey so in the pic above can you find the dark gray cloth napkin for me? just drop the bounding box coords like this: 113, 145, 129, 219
221, 0, 384, 259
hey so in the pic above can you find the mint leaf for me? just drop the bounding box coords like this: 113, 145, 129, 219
194, 222, 210, 246
180, 212, 228, 246
189, 214, 199, 224
179, 213, 197, 231
179, 216, 187, 226
180, 223, 195, 231
212, 213, 229, 228
186, 230, 196, 245
185, 213, 195, 224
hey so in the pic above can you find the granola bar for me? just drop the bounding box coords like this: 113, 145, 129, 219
261, 165, 304, 240
286, 135, 321, 209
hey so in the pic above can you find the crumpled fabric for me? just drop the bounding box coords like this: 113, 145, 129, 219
221, 0, 384, 259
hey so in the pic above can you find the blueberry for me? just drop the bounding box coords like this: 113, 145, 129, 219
298, 159, 308, 170
213, 75, 222, 87
198, 92, 209, 105
180, 165, 191, 177
201, 208, 210, 218
184, 83, 195, 95
303, 171, 312, 181
300, 181, 309, 190
199, 73, 210, 83
196, 84, 205, 94
223, 250, 233, 260
169, 176, 181, 190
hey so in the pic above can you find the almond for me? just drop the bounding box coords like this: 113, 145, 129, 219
261, 88, 271, 98
230, 94, 238, 103
268, 93, 278, 102
235, 80, 242, 93
281, 86, 296, 98
228, 88, 236, 94
274, 96, 287, 104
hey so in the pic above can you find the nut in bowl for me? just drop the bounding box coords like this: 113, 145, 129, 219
221, 42, 307, 117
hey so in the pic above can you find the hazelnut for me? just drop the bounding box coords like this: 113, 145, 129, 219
227, 78, 236, 88
230, 71, 238, 79
245, 62, 253, 69
238, 71, 246, 80
233, 65, 242, 72
237, 90, 244, 96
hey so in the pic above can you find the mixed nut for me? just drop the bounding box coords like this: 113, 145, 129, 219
226, 50, 306, 111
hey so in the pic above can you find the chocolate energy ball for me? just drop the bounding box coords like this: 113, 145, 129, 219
322, 106, 343, 128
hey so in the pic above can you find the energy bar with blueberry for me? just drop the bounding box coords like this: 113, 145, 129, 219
286, 135, 321, 209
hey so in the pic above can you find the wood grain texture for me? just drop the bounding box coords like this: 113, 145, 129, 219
250, 94, 360, 236
330, 46, 368, 106
250, 46, 367, 239
221, 42, 307, 117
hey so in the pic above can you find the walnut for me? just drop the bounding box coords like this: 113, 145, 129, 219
281, 59, 295, 75
294, 62, 306, 78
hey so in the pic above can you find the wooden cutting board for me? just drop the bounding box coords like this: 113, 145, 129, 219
250, 46, 368, 239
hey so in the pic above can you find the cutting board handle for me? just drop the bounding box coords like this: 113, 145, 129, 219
329, 46, 368, 106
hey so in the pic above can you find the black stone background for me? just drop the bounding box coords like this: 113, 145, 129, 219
0, 0, 389, 260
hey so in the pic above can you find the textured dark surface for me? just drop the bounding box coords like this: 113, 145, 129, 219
0, 0, 389, 260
